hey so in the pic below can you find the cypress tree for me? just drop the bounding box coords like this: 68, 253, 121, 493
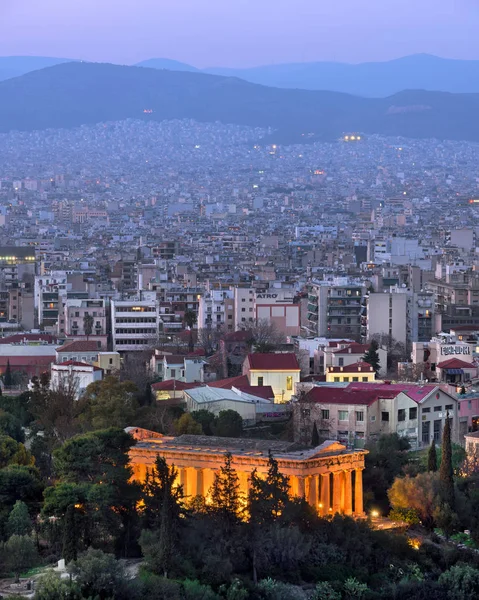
363, 340, 381, 375
439, 413, 455, 509
249, 451, 290, 525
427, 440, 437, 472
7, 500, 31, 537
62, 504, 78, 563
311, 421, 320, 447
209, 452, 242, 531
4, 360, 13, 387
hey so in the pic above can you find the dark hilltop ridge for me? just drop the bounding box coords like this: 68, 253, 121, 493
1, 61, 479, 143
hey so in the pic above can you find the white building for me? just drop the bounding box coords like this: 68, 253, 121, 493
51, 361, 103, 399
198, 289, 235, 331
111, 298, 160, 352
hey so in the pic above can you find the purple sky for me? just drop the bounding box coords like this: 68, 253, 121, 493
1, 0, 477, 67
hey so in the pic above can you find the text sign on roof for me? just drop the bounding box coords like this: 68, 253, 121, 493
440, 345, 471, 356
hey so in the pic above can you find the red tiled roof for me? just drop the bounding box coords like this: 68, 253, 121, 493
333, 344, 369, 355
328, 361, 375, 373
304, 386, 397, 406
151, 380, 199, 391
56, 340, 99, 353
209, 375, 250, 389
247, 353, 300, 371
0, 356, 54, 367
235, 385, 275, 400
347, 382, 438, 403
54, 361, 102, 371
437, 358, 476, 369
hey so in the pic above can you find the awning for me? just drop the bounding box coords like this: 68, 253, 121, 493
445, 368, 464, 375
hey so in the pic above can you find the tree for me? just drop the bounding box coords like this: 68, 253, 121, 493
183, 309, 197, 354
7, 500, 31, 537
245, 319, 286, 354
175, 413, 203, 435
311, 421, 320, 447
0, 465, 43, 510
439, 564, 479, 600
213, 410, 243, 438
140, 457, 184, 577
191, 410, 216, 436
311, 582, 341, 600
4, 359, 13, 387
428, 440, 438, 472
388, 472, 440, 529
83, 312, 94, 340
343, 577, 369, 600
4, 534, 38, 582
0, 409, 25, 442
363, 340, 380, 374
82, 375, 138, 430
0, 435, 34, 468
209, 452, 243, 531
63, 504, 79, 563
249, 452, 290, 525
69, 547, 127, 600
440, 413, 455, 509
34, 571, 82, 600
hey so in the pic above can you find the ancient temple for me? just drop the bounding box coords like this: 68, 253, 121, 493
127, 427, 367, 516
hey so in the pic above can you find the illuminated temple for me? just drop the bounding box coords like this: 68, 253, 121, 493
128, 428, 367, 516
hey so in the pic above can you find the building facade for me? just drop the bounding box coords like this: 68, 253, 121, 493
128, 428, 367, 517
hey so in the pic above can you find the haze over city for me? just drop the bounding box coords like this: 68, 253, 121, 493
1, 0, 478, 66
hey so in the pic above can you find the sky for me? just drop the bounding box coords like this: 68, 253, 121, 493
0, 0, 477, 68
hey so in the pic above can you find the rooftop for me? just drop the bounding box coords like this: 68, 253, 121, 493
247, 353, 300, 371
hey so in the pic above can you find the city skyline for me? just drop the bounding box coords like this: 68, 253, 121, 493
1, 0, 477, 68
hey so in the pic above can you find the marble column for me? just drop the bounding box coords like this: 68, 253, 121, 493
332, 472, 342, 514
354, 468, 364, 515
196, 468, 204, 497
320, 473, 330, 515
342, 470, 353, 515
296, 476, 305, 499
307, 475, 318, 508
177, 467, 187, 491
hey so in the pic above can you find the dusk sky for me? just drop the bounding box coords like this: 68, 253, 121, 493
1, 0, 477, 68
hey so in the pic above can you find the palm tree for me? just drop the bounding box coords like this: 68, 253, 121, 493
183, 310, 197, 354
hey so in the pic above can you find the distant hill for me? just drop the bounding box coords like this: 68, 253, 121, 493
204, 54, 479, 97
0, 56, 77, 82
135, 58, 199, 72
2, 62, 479, 143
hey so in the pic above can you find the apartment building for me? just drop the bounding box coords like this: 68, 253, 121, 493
111, 298, 160, 352
198, 289, 235, 331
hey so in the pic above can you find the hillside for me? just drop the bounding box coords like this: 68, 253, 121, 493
136, 58, 198, 72
1, 62, 479, 143
204, 54, 479, 97
0, 56, 76, 82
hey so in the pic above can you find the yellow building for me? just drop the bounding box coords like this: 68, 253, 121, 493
94, 352, 121, 375
243, 353, 301, 402
326, 361, 376, 383
128, 427, 367, 516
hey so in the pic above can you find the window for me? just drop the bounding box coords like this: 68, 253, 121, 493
409, 407, 418, 420
334, 377, 340, 382
352, 377, 359, 382
338, 358, 344, 366
362, 377, 368, 382
321, 409, 330, 420
371, 416, 376, 422
356, 411, 364, 422
434, 406, 442, 412
109, 358, 113, 365
286, 376, 293, 391
398, 409, 406, 422
445, 404, 453, 411
170, 369, 176, 378
381, 411, 390, 422
423, 407, 431, 414
257, 377, 264, 386
338, 410, 348, 421
75, 311, 79, 317
241, 308, 245, 312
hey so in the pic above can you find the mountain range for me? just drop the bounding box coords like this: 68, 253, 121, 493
4, 54, 479, 97
1, 62, 479, 143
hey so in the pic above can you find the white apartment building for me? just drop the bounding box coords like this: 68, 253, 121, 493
198, 289, 235, 331
366, 292, 408, 346
111, 298, 160, 352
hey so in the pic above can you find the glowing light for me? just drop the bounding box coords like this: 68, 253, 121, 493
351, 136, 356, 140
371, 510, 380, 518
408, 538, 421, 550
357, 136, 361, 140
344, 136, 349, 141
